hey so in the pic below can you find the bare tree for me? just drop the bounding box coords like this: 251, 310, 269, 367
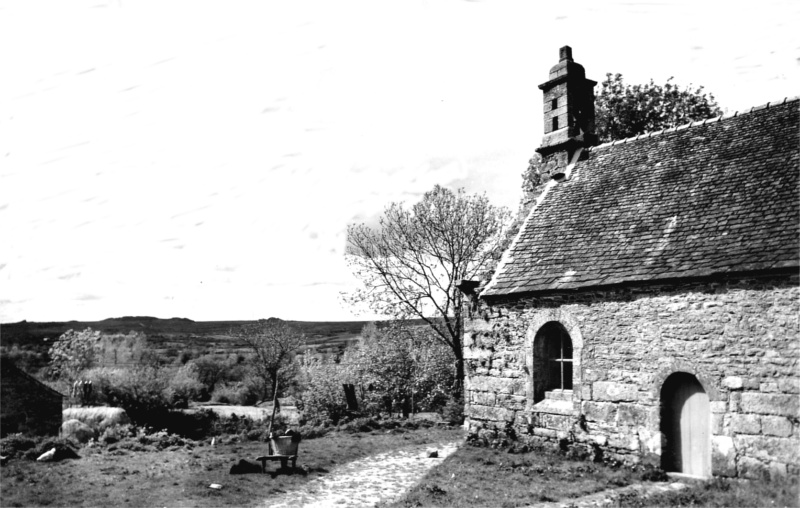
345, 185, 511, 398
230, 318, 303, 409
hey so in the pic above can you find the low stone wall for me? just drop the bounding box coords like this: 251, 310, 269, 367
464, 273, 800, 479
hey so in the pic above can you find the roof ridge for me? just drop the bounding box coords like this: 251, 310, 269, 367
588, 96, 800, 152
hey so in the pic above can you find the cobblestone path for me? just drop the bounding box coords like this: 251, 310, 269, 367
263, 440, 460, 508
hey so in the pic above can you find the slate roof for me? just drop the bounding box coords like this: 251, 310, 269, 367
482, 98, 800, 298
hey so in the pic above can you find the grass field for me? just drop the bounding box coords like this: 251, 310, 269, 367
0, 425, 459, 508
4, 422, 798, 507
387, 443, 635, 507
388, 444, 800, 508
614, 476, 800, 507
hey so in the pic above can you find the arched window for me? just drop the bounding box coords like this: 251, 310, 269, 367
533, 321, 573, 403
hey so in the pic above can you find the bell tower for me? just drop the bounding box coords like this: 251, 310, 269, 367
536, 46, 597, 174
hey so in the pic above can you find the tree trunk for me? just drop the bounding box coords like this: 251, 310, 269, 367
454, 355, 465, 401
401, 395, 410, 418
452, 291, 465, 401
271, 372, 281, 413
267, 376, 279, 440
262, 377, 270, 404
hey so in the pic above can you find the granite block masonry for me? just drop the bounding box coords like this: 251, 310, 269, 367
464, 276, 800, 479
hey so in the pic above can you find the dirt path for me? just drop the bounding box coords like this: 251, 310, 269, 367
262, 439, 461, 507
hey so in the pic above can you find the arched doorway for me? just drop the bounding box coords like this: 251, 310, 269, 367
660, 372, 711, 477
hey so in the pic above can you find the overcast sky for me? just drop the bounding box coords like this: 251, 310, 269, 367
1, 0, 798, 323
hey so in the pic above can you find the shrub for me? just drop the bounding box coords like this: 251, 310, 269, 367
97, 411, 216, 442
211, 386, 234, 404
246, 428, 267, 441
640, 465, 670, 482
177, 408, 217, 439
238, 376, 264, 406
208, 375, 264, 406
1, 434, 81, 461
337, 417, 382, 433
82, 367, 124, 405
0, 433, 38, 459
0, 436, 80, 461
83, 366, 171, 427
138, 430, 187, 450
100, 424, 137, 445
208, 412, 286, 439
210, 382, 255, 405
298, 360, 350, 424
166, 363, 205, 408
27, 437, 80, 461
211, 413, 251, 435
325, 323, 456, 418
296, 424, 329, 440
82, 364, 218, 436
192, 354, 240, 396
439, 396, 465, 425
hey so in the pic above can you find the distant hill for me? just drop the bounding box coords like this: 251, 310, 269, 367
0, 316, 423, 359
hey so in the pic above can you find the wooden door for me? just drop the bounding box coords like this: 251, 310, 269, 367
662, 373, 711, 477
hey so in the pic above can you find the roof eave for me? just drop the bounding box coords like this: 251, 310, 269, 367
480, 265, 800, 304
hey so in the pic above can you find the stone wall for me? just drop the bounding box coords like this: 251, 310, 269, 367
464, 273, 800, 479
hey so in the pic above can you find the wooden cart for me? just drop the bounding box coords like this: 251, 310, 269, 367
255, 435, 300, 472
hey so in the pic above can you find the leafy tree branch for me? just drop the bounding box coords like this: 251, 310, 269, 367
344, 185, 511, 397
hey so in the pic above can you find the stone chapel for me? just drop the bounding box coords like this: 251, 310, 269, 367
462, 46, 799, 480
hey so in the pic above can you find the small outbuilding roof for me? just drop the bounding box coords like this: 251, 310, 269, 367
0, 357, 65, 399
483, 98, 800, 298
